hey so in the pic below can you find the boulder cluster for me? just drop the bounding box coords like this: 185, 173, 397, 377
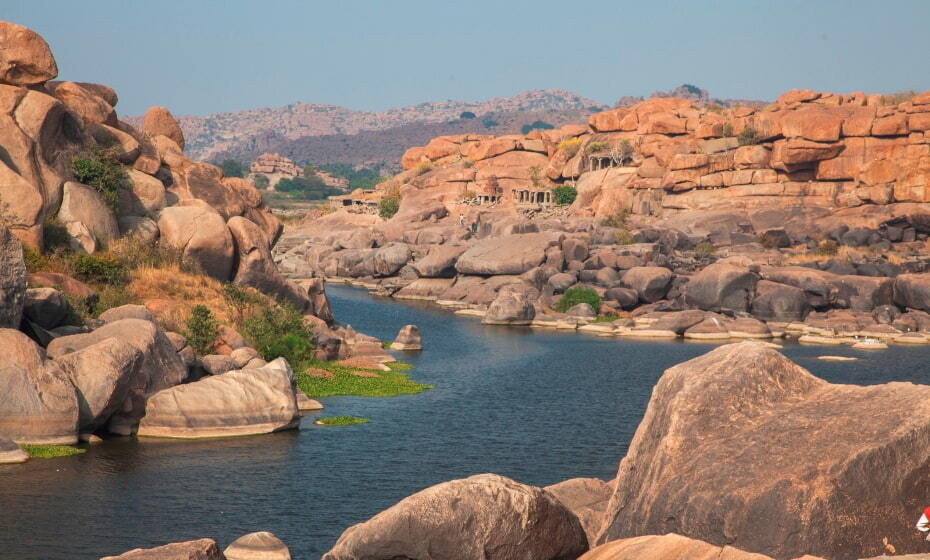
277, 85, 930, 347
116, 342, 930, 559
0, 21, 373, 456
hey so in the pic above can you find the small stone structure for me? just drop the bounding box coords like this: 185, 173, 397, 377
513, 188, 553, 206
328, 189, 381, 213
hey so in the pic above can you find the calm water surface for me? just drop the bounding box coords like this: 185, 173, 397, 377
2, 284, 928, 559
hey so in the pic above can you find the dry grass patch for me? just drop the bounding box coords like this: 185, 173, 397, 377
127, 265, 272, 331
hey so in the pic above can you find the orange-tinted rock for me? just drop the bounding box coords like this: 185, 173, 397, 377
423, 138, 460, 160
589, 108, 630, 132
401, 146, 428, 170
668, 153, 708, 170
142, 106, 185, 149
840, 106, 875, 136
464, 138, 516, 161
909, 112, 930, 132
45, 81, 116, 126
0, 22, 58, 86
872, 113, 908, 136
776, 89, 821, 105
780, 107, 843, 142
638, 113, 687, 135
770, 138, 843, 170
733, 145, 771, 168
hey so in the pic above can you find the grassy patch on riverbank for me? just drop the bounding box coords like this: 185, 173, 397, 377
314, 416, 371, 426
22, 444, 85, 459
296, 361, 432, 398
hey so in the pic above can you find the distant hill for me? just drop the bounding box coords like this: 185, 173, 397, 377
614, 83, 767, 109
124, 85, 767, 172
126, 89, 609, 169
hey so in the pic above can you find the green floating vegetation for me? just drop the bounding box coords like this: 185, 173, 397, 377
296, 360, 431, 399
314, 416, 371, 427
22, 444, 86, 459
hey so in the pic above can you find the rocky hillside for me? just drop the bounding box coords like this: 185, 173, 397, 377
125, 89, 608, 165
0, 20, 394, 459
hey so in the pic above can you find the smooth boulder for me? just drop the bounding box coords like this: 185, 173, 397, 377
137, 358, 300, 439
684, 263, 758, 312
158, 206, 234, 281
599, 341, 930, 559
483, 284, 536, 325
47, 319, 188, 435
580, 533, 782, 560
390, 324, 422, 350
227, 216, 310, 311
621, 266, 672, 303
0, 329, 78, 444
0, 21, 58, 85
456, 233, 561, 275
224, 531, 290, 560
323, 473, 588, 560
100, 539, 224, 560
54, 337, 143, 433
0, 436, 28, 464
545, 477, 612, 546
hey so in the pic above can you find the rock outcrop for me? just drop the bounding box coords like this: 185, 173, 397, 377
224, 532, 290, 560
0, 224, 26, 328
0, 329, 78, 444
580, 534, 787, 560
390, 324, 422, 350
545, 477, 613, 546
137, 358, 300, 439
598, 341, 930, 559
47, 319, 188, 435
100, 539, 224, 560
0, 21, 58, 86
323, 473, 589, 560
0, 436, 28, 463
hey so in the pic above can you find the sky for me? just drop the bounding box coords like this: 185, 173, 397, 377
6, 0, 930, 117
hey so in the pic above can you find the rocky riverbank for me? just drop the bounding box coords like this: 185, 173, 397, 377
275, 84, 930, 351
0, 20, 401, 464
101, 341, 930, 560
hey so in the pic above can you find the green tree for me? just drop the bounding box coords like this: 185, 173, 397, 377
185, 305, 218, 355
379, 196, 400, 219
553, 185, 577, 205
521, 121, 555, 134
253, 174, 270, 189
218, 159, 246, 178
71, 146, 129, 212
555, 287, 601, 313
459, 111, 476, 119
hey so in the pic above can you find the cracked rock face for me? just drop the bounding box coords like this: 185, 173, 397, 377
598, 341, 930, 560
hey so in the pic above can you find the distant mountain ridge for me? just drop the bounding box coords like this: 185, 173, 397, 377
124, 86, 767, 171
126, 89, 609, 163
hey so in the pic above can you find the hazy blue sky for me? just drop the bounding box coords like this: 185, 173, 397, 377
6, 0, 930, 116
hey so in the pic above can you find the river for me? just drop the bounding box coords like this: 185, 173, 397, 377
1, 284, 927, 559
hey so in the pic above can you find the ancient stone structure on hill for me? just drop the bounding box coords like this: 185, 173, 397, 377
249, 152, 304, 189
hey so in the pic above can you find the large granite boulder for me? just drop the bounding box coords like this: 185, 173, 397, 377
100, 539, 224, 560
599, 341, 930, 559
323, 473, 588, 560
483, 284, 536, 325
0, 21, 58, 85
53, 337, 143, 433
57, 181, 120, 250
301, 277, 334, 325
137, 358, 300, 438
45, 80, 116, 125
0, 224, 26, 328
373, 242, 411, 277
224, 532, 290, 560
894, 273, 930, 313
227, 216, 310, 311
750, 280, 811, 322
0, 329, 78, 444
141, 106, 185, 149
158, 206, 234, 281
47, 319, 188, 435
684, 263, 758, 312
22, 286, 69, 329
621, 266, 672, 303
545, 477, 612, 547
412, 244, 469, 278
456, 232, 562, 275
580, 534, 783, 560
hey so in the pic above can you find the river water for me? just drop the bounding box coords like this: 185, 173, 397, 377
1, 285, 927, 559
